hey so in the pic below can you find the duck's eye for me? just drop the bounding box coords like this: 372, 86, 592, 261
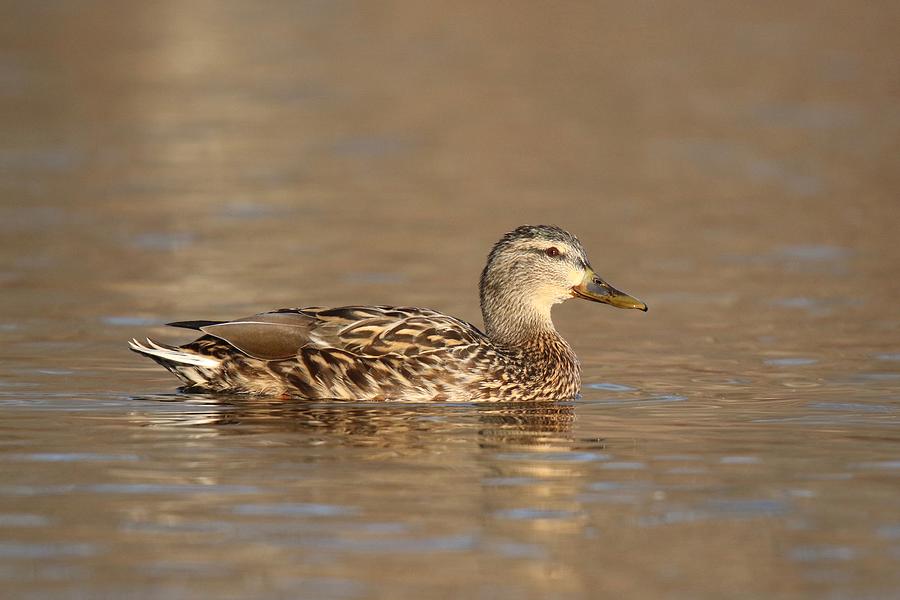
545, 246, 560, 257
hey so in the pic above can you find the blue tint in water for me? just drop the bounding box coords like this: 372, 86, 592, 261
482, 477, 538, 487
486, 539, 547, 559
720, 456, 761, 464
666, 466, 709, 474
856, 461, 900, 470
639, 510, 710, 526
88, 483, 259, 495
12, 453, 139, 462
309, 533, 477, 554
218, 201, 284, 220
776, 245, 849, 261
585, 382, 635, 392
357, 522, 409, 535
649, 394, 687, 402
789, 545, 857, 562
0, 514, 50, 527
807, 402, 894, 413
494, 452, 609, 463
130, 232, 195, 250
765, 358, 818, 366
752, 104, 859, 130
120, 520, 233, 535
855, 373, 900, 381
586, 394, 686, 406
876, 524, 900, 540
600, 462, 647, 470
494, 508, 581, 520
586, 481, 632, 491
706, 499, 787, 516
0, 147, 82, 172
0, 542, 98, 559
140, 560, 231, 577
771, 297, 819, 309
102, 316, 159, 327
232, 503, 357, 517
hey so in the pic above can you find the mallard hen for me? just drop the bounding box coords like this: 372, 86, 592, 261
129, 225, 646, 402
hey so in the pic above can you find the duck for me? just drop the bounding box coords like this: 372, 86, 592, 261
129, 225, 647, 402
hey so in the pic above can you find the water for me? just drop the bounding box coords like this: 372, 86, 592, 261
1, 2, 899, 598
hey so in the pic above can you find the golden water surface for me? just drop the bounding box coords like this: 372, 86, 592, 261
1, 2, 898, 598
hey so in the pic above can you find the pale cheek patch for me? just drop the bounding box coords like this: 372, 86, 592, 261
529, 287, 566, 311
566, 267, 586, 287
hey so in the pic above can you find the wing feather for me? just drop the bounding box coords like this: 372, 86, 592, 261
189, 306, 487, 361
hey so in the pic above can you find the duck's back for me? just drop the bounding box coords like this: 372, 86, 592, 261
132, 306, 516, 401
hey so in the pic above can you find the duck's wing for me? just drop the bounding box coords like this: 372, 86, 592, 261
177, 305, 486, 360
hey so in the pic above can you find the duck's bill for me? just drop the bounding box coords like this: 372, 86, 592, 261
571, 270, 648, 311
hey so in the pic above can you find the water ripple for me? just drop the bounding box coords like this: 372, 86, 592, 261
0, 542, 99, 559
493, 508, 581, 521
585, 382, 635, 392
232, 503, 357, 517
789, 545, 858, 562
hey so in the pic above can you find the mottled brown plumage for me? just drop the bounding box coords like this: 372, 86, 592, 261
129, 225, 646, 402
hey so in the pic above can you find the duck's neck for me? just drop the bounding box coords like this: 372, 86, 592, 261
480, 286, 565, 351
480, 284, 581, 398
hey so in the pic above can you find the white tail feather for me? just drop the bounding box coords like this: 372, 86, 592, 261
128, 338, 221, 368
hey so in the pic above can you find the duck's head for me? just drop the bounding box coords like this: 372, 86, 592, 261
479, 225, 646, 341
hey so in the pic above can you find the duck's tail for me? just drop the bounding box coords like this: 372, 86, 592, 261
128, 338, 222, 388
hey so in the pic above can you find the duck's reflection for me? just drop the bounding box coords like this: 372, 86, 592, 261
132, 394, 581, 450
130, 393, 603, 597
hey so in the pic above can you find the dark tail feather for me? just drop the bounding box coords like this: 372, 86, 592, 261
166, 320, 225, 330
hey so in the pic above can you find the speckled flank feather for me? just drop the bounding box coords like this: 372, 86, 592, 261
129, 225, 643, 402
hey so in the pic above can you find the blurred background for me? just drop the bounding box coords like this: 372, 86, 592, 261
0, 1, 898, 599
2, 1, 897, 338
